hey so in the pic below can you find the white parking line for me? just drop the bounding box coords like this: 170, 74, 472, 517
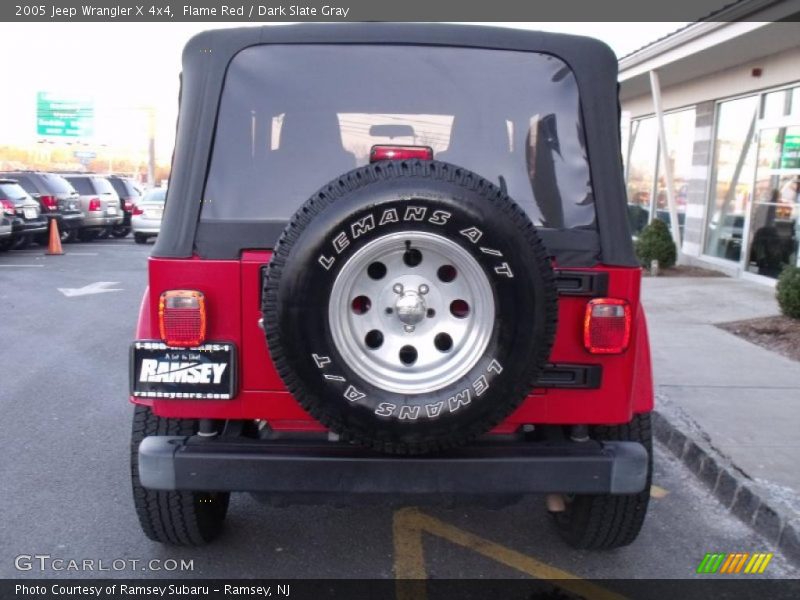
0, 264, 44, 268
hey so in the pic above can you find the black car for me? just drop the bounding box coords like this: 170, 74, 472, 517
105, 175, 142, 237
0, 179, 48, 250
0, 171, 83, 243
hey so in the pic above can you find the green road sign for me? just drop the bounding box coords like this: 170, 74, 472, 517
36, 92, 94, 138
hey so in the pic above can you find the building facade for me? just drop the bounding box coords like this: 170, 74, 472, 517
619, 4, 800, 283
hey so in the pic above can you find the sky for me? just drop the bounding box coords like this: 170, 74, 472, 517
0, 22, 687, 163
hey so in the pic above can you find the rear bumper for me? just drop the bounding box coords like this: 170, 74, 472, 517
132, 216, 161, 234
53, 212, 84, 231
82, 212, 122, 228
12, 217, 47, 236
138, 436, 648, 495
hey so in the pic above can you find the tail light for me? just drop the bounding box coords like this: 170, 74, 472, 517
124, 199, 134, 211
88, 198, 101, 212
159, 290, 207, 348
1, 199, 14, 216
583, 298, 631, 354
40, 195, 59, 211
132, 204, 143, 215
370, 145, 433, 162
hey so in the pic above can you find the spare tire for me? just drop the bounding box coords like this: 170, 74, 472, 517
262, 160, 556, 455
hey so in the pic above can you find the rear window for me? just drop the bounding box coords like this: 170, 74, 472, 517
203, 44, 595, 230
109, 177, 139, 198
40, 173, 77, 194
2, 175, 36, 194
0, 183, 30, 202
143, 188, 167, 203
93, 177, 116, 195
65, 177, 94, 195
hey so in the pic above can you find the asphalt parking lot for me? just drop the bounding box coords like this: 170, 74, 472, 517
0, 239, 798, 584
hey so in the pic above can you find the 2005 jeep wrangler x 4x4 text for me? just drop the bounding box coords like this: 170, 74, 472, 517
130, 24, 654, 549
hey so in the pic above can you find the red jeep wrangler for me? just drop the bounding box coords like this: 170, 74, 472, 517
130, 24, 654, 549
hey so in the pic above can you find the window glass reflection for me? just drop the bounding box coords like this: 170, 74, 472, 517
626, 117, 658, 235
654, 109, 695, 236
704, 96, 759, 261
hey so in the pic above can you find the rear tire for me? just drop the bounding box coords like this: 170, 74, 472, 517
112, 226, 131, 238
97, 227, 111, 240
12, 235, 31, 250
130, 405, 230, 545
551, 413, 652, 549
134, 233, 148, 244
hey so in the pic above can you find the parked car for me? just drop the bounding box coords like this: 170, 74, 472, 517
0, 198, 13, 250
130, 25, 653, 550
62, 174, 123, 241
0, 179, 48, 250
106, 175, 142, 238
131, 187, 166, 244
0, 171, 82, 243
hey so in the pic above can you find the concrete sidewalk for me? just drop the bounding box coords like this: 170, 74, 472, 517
641, 276, 800, 561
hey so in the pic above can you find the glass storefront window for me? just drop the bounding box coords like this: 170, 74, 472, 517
790, 86, 800, 119
762, 89, 790, 121
626, 117, 657, 235
654, 108, 695, 236
745, 123, 800, 276
704, 95, 760, 261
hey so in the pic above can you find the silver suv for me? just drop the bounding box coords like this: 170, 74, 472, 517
63, 175, 123, 242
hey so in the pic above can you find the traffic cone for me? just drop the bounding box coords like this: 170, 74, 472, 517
46, 218, 64, 256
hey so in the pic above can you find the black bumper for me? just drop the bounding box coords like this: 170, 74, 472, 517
53, 212, 84, 231
12, 217, 47, 236
138, 436, 648, 495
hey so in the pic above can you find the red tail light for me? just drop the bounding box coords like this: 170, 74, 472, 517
124, 200, 134, 211
1, 199, 14, 216
40, 195, 59, 211
132, 204, 143, 215
159, 290, 207, 348
370, 145, 433, 162
583, 298, 631, 354
88, 198, 101, 212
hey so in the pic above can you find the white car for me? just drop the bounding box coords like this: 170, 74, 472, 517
132, 187, 166, 244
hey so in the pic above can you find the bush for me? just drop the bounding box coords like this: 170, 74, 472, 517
635, 219, 677, 270
776, 265, 800, 320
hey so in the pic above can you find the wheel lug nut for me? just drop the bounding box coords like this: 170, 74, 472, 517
393, 283, 404, 294
418, 284, 429, 295
404, 325, 415, 333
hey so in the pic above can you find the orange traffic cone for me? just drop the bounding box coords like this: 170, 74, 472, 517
46, 218, 64, 256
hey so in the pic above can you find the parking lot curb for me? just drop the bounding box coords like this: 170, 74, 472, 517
653, 396, 800, 566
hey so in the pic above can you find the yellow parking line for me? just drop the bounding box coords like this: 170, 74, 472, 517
393, 508, 427, 579
650, 485, 669, 499
393, 507, 627, 600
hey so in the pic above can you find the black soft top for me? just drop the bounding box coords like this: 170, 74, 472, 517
155, 23, 636, 267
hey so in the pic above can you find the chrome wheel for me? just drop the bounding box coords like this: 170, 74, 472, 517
329, 231, 495, 394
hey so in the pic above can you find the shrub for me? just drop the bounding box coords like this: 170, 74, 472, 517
635, 219, 677, 270
776, 265, 800, 320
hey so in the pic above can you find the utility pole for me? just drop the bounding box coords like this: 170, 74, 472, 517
146, 106, 156, 187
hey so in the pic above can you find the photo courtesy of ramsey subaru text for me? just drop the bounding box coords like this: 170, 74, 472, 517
129, 24, 653, 549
